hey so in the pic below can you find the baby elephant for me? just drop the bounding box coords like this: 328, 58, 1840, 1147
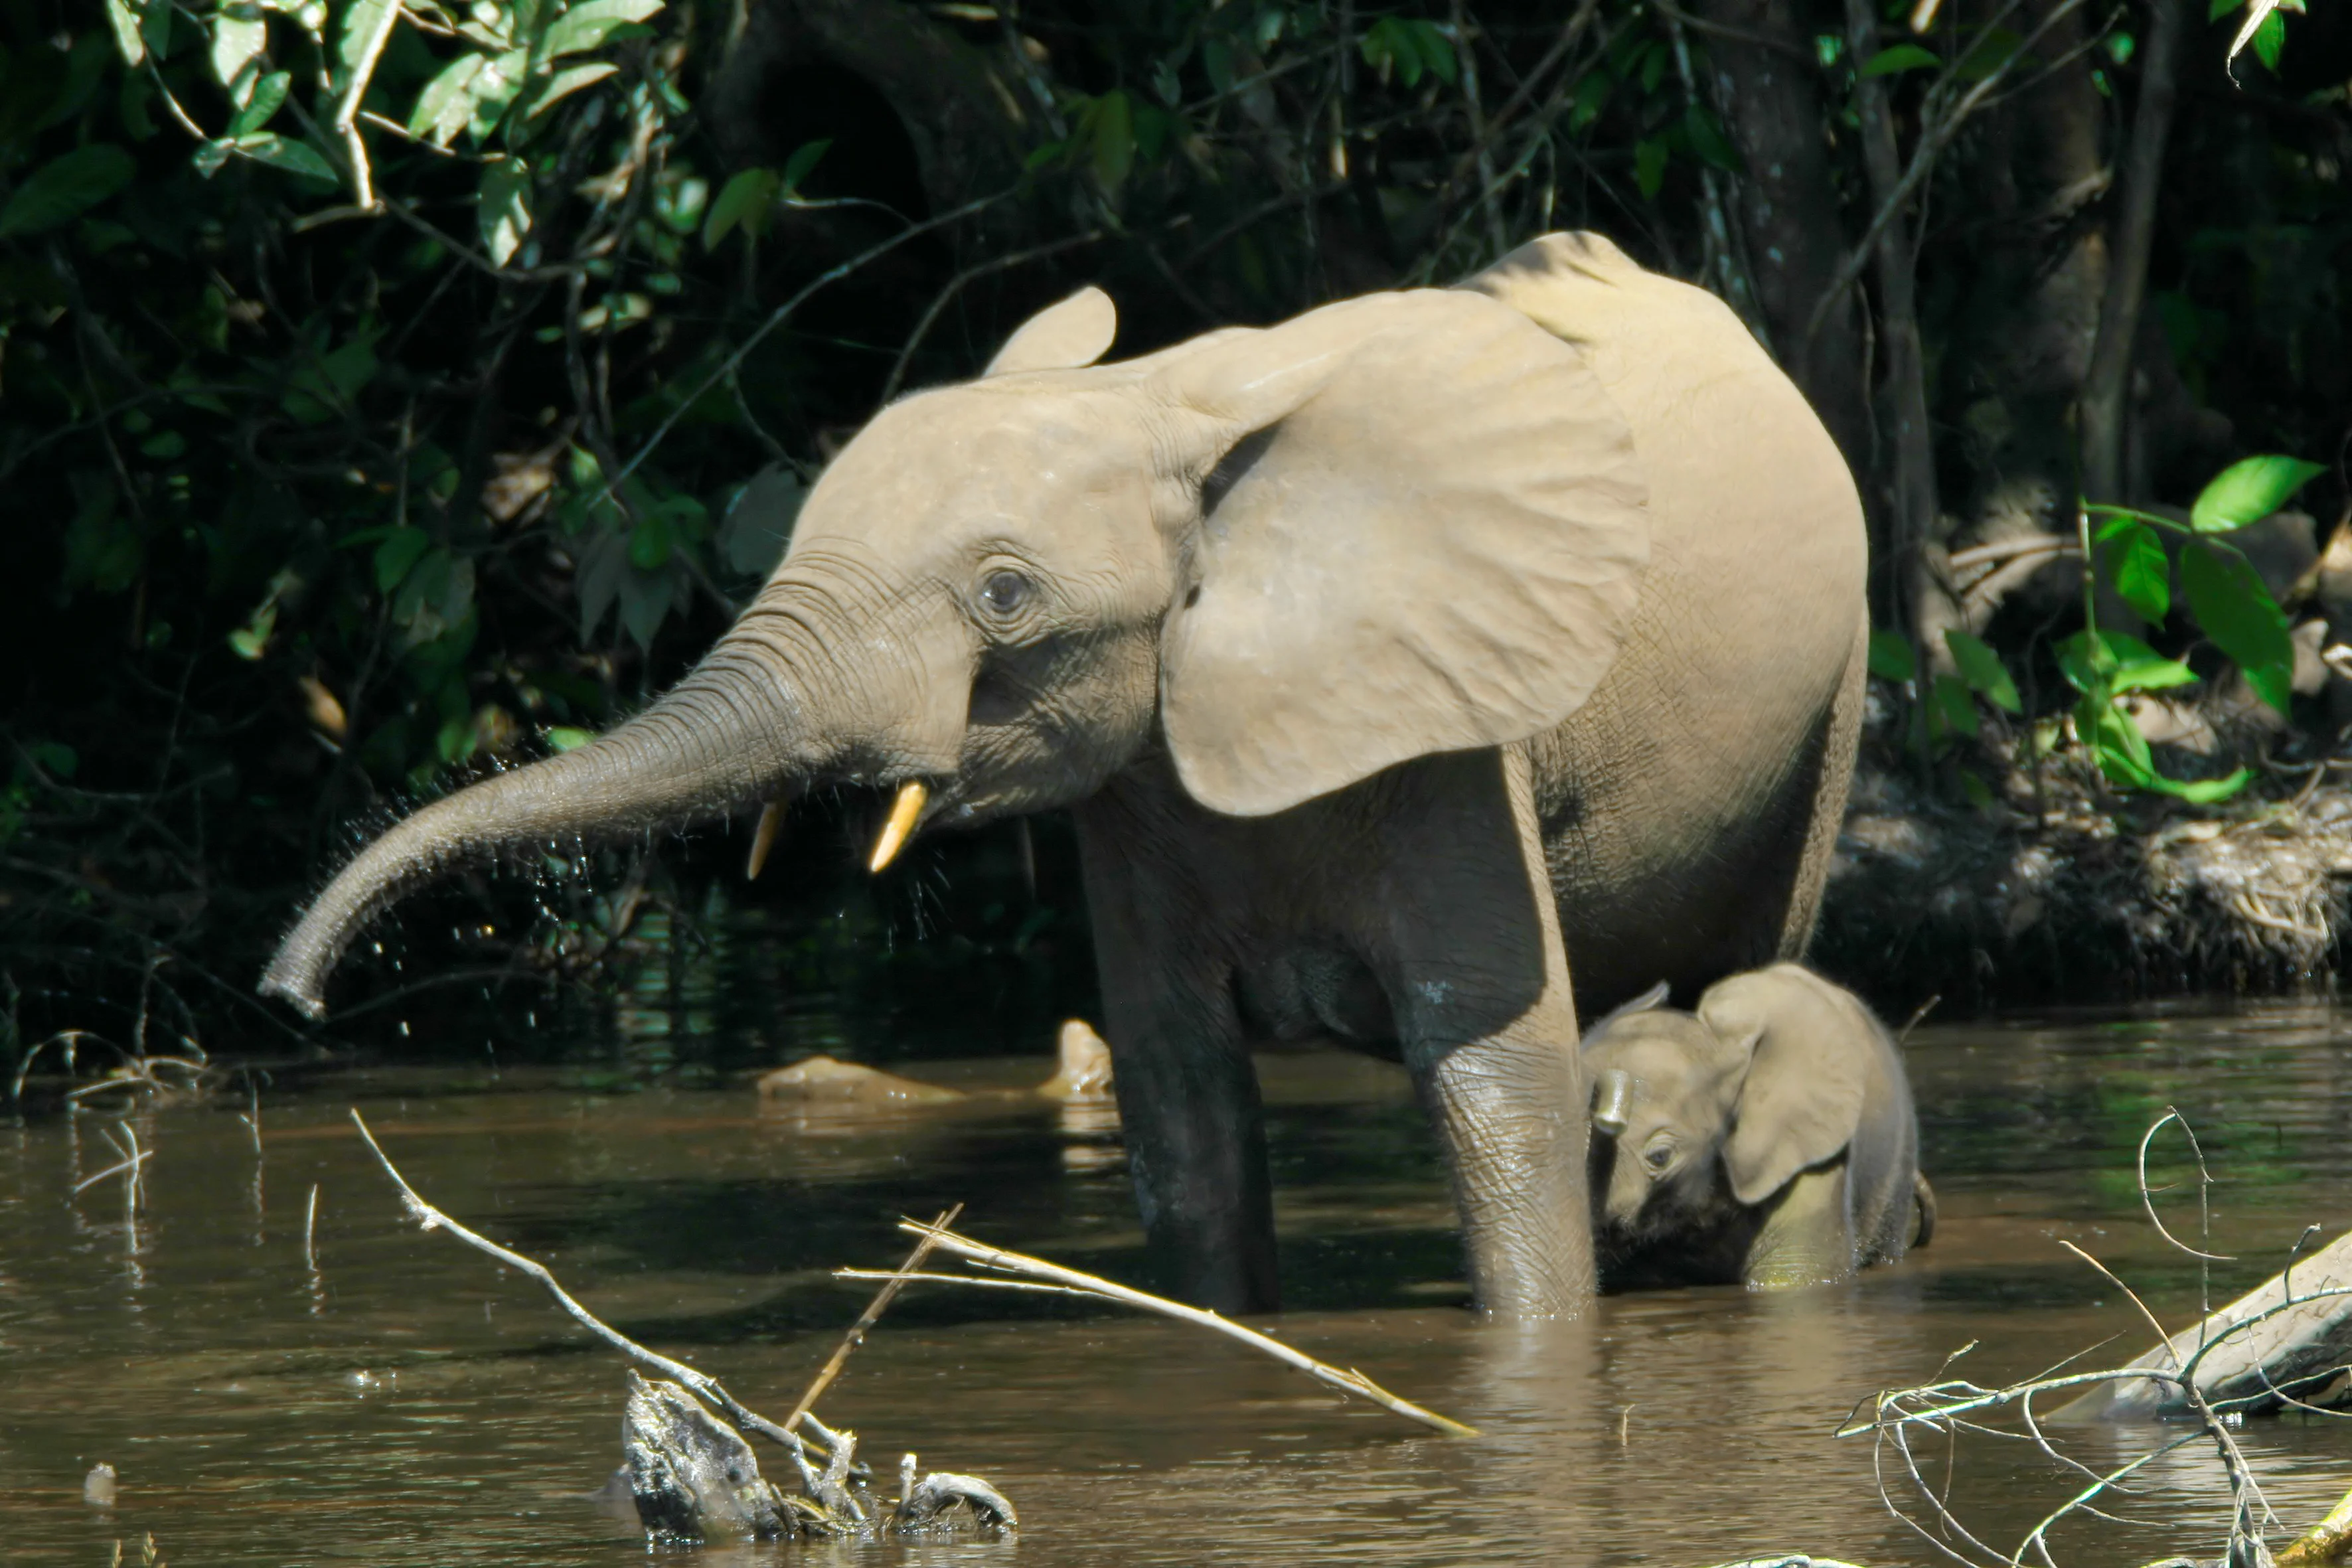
1581, 963, 1933, 1291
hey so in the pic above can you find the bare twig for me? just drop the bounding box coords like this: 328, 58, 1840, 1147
844, 1219, 1478, 1438
348, 1109, 824, 1464
785, 1204, 963, 1435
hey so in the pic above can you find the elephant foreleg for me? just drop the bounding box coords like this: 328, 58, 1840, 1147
1368, 747, 1597, 1317
1074, 799, 1281, 1314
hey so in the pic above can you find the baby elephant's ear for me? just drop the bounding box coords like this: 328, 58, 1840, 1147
984, 287, 1118, 376
1705, 975, 1870, 1208
1150, 289, 1650, 817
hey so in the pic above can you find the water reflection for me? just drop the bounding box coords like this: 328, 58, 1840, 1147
3, 1002, 2352, 1565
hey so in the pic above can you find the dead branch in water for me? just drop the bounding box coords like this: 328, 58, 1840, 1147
348, 1109, 837, 1466
837, 1218, 1479, 1438
1825, 1110, 2352, 1568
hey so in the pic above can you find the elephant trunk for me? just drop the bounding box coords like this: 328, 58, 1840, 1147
260, 625, 827, 1019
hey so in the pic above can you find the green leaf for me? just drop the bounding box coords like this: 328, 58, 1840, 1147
1867, 629, 1916, 682
702, 167, 777, 248
2143, 765, 2251, 802
1954, 25, 2025, 82
1944, 629, 2021, 712
2251, 7, 2285, 70
544, 726, 593, 751
0, 145, 135, 238
105, 0, 146, 66
28, 741, 79, 779
1859, 42, 1941, 76
1682, 104, 1740, 171
1931, 672, 1980, 738
2104, 517, 2171, 622
2189, 454, 2325, 532
2209, 0, 2242, 19
781, 137, 830, 191
229, 70, 290, 136
410, 53, 487, 146
1571, 72, 1612, 130
521, 60, 617, 120
1634, 137, 1668, 199
627, 513, 671, 571
541, 0, 664, 58
1089, 89, 1135, 195
2180, 538, 2294, 713
2087, 698, 2154, 786
478, 155, 531, 266
228, 131, 339, 185
374, 526, 431, 591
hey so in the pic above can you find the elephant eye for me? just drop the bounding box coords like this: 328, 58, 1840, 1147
979, 569, 1033, 617
1642, 1140, 1676, 1174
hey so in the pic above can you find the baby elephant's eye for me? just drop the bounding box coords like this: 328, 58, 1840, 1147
979, 569, 1033, 617
1642, 1142, 1676, 1173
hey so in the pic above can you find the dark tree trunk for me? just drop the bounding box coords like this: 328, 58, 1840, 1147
1693, 0, 1873, 482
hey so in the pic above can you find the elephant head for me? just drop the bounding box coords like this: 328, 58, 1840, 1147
1581, 975, 1871, 1240
263, 274, 1651, 1016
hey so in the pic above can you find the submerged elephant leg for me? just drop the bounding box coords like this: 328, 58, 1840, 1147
1075, 794, 1280, 1314
1363, 747, 1596, 1316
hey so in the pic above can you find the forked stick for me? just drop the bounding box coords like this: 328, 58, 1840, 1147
840, 1219, 1479, 1438
349, 1109, 840, 1462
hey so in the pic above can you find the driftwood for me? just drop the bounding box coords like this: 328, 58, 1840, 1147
2059, 1225, 2352, 1421
350, 1111, 1014, 1545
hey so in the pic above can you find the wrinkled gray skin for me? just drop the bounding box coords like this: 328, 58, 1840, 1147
260, 233, 1867, 1320
1583, 964, 1927, 1291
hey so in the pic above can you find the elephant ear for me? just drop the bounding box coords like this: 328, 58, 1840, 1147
1705, 980, 1869, 1209
984, 287, 1118, 376
1150, 289, 1650, 817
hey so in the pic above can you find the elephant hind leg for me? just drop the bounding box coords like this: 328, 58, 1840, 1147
1776, 608, 1871, 960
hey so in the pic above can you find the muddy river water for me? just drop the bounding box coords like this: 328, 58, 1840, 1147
9, 1002, 2352, 1565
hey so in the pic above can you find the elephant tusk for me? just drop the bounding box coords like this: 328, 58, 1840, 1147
744, 799, 785, 881
868, 781, 928, 873
1591, 1067, 1634, 1138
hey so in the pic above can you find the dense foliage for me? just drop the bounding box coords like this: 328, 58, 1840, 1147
2, 0, 2347, 1069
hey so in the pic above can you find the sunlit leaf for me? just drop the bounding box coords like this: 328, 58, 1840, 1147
211, 3, 269, 91
336, 0, 398, 82
544, 726, 593, 751
1944, 629, 2021, 712
104, 0, 146, 66
2189, 453, 2324, 532
1867, 628, 1916, 682
478, 155, 531, 266
466, 48, 530, 141
409, 53, 487, 146
2180, 539, 2294, 713
1859, 42, 1940, 76
522, 60, 617, 120
541, 0, 663, 58
0, 145, 135, 237
2104, 517, 2171, 623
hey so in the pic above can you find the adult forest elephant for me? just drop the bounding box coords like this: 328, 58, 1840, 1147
262, 233, 1868, 1320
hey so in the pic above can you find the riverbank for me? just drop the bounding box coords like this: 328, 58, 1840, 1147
1814, 756, 2352, 1014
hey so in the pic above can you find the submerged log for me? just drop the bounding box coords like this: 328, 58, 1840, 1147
2060, 1227, 2352, 1420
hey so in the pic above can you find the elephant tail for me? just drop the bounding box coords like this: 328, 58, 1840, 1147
1911, 1172, 1938, 1251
